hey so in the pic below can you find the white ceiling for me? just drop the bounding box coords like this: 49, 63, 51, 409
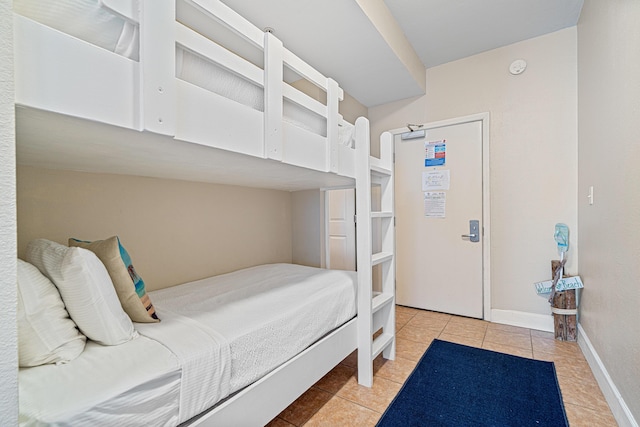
221, 0, 583, 107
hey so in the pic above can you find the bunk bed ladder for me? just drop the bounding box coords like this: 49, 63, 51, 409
355, 119, 396, 387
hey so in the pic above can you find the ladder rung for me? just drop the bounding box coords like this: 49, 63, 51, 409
372, 252, 393, 266
372, 332, 394, 360
370, 164, 392, 178
371, 211, 393, 218
372, 292, 394, 314
370, 156, 392, 172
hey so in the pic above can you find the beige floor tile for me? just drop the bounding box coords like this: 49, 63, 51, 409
486, 322, 531, 336
532, 336, 584, 359
396, 325, 440, 344
405, 314, 449, 332
437, 333, 483, 348
395, 305, 421, 317
340, 350, 358, 368
483, 328, 532, 351
265, 416, 296, 427
557, 373, 611, 413
531, 329, 555, 339
314, 364, 356, 395
564, 402, 617, 426
534, 352, 595, 381
412, 309, 453, 322
278, 387, 333, 426
303, 396, 381, 427
337, 374, 402, 413
395, 336, 432, 361
373, 354, 418, 384
395, 310, 415, 330
447, 315, 488, 327
481, 341, 533, 359
441, 320, 487, 340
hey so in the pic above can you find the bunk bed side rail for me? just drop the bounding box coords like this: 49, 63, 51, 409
142, 0, 350, 172
186, 0, 264, 49
100, 0, 139, 23
175, 23, 264, 88
14, 14, 141, 130
140, 0, 176, 136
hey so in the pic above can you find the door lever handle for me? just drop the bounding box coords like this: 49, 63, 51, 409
463, 220, 480, 242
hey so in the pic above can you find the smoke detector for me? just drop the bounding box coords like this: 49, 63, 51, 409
509, 59, 527, 75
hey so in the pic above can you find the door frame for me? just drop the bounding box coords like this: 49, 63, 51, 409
387, 112, 492, 320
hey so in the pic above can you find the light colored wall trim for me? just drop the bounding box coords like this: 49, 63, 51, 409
578, 324, 639, 427
490, 309, 554, 332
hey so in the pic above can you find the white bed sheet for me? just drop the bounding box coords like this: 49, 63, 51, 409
135, 310, 230, 424
18, 264, 357, 426
19, 336, 181, 427
147, 263, 357, 404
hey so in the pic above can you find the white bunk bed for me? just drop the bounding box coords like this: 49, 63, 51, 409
13, 0, 396, 425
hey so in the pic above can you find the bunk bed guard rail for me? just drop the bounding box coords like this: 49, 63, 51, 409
140, 0, 347, 174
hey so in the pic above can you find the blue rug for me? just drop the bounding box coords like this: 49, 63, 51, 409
377, 339, 568, 427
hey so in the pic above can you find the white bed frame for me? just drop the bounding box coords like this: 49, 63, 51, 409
14, 0, 396, 425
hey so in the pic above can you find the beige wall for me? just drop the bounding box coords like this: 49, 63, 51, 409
577, 0, 640, 421
17, 166, 293, 291
370, 28, 579, 319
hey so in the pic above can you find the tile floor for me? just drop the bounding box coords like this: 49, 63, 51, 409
266, 305, 618, 426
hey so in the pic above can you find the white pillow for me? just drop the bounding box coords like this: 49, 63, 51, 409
25, 239, 138, 346
17, 259, 86, 367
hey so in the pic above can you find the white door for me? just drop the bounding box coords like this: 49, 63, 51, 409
326, 188, 356, 271
395, 120, 483, 318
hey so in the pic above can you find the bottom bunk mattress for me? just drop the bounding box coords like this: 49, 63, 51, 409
19, 263, 357, 426
19, 336, 182, 426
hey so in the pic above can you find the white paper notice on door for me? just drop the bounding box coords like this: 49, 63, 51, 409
424, 192, 446, 218
422, 170, 450, 191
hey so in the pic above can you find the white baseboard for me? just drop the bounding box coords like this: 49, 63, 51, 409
577, 324, 638, 427
490, 309, 554, 332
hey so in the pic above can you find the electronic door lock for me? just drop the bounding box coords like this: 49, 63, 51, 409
462, 220, 480, 242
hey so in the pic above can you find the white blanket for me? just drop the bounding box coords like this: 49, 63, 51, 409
135, 312, 230, 424
19, 337, 181, 426
145, 263, 357, 420
19, 264, 357, 426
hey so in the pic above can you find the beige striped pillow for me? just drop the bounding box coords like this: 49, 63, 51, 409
69, 236, 159, 323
